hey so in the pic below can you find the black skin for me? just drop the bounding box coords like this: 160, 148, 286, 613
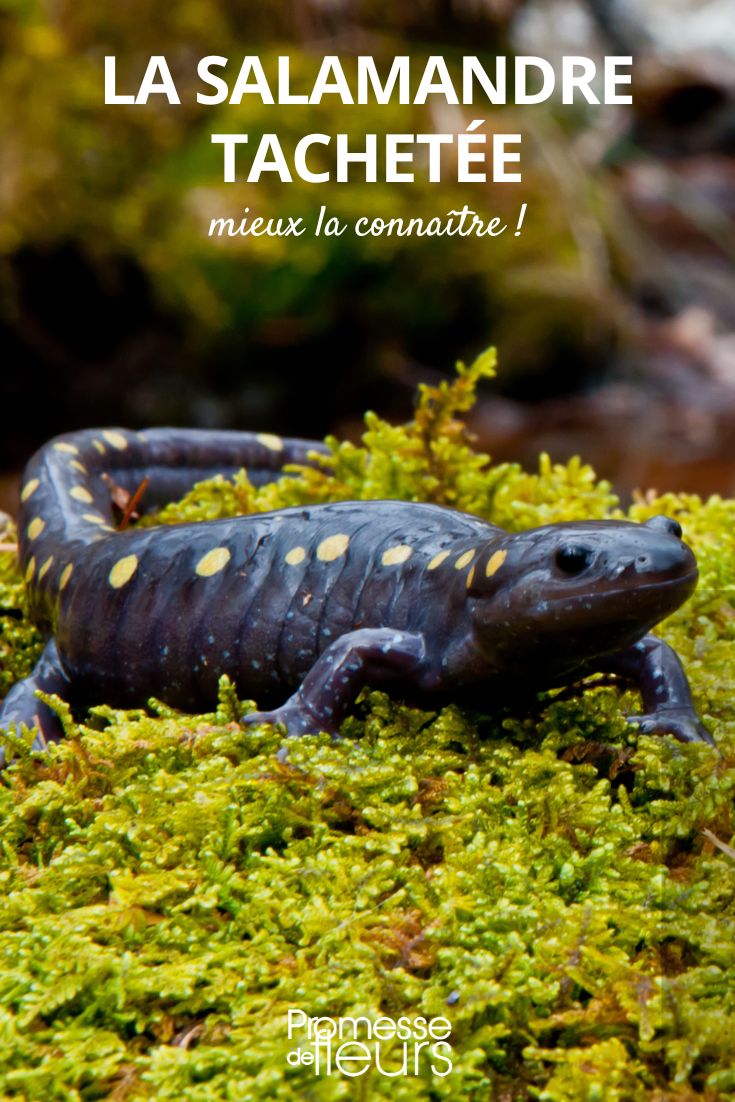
0, 427, 714, 765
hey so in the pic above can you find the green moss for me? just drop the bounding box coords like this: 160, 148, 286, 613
0, 517, 44, 698
1, 352, 735, 1100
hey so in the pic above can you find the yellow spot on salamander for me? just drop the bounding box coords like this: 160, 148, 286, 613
54, 442, 78, 455
25, 557, 36, 583
455, 549, 475, 570
257, 432, 283, 452
382, 544, 413, 566
71, 460, 87, 474
466, 564, 475, 589
317, 533, 349, 562
285, 546, 306, 566
83, 513, 108, 526
92, 440, 106, 454
38, 556, 54, 581
27, 517, 45, 541
21, 478, 40, 502
486, 549, 507, 578
103, 430, 128, 450
427, 550, 450, 571
70, 486, 93, 504
195, 546, 231, 577
59, 563, 73, 591
109, 554, 138, 589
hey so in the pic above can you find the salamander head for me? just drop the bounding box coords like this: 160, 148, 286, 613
467, 515, 698, 676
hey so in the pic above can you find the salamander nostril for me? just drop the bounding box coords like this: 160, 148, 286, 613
644, 514, 683, 540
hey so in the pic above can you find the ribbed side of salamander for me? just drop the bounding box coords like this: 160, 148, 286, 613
51, 499, 496, 709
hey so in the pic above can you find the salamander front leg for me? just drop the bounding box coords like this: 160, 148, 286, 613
242, 629, 427, 737
0, 639, 72, 766
599, 633, 714, 746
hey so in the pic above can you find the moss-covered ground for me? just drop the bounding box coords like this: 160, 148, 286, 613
1, 353, 734, 1100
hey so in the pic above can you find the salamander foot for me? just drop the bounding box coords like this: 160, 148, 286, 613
0, 640, 71, 767
241, 699, 331, 738
627, 709, 715, 746
600, 634, 715, 749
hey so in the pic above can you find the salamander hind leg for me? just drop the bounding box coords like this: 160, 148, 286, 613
0, 639, 72, 765
242, 629, 427, 737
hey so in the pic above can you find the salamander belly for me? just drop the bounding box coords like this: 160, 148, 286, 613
53, 501, 488, 710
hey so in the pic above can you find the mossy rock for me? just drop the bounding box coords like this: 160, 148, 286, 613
1, 352, 734, 1100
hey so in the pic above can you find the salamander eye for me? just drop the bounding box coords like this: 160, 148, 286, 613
555, 545, 593, 575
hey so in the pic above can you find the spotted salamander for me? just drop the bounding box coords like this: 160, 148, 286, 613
0, 426, 713, 760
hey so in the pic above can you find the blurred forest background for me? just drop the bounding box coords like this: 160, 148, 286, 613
0, 0, 734, 507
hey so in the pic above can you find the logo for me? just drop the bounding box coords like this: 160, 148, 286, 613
286, 1010, 453, 1078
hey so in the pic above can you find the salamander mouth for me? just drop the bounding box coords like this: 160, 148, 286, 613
548, 568, 699, 609
603, 568, 698, 597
